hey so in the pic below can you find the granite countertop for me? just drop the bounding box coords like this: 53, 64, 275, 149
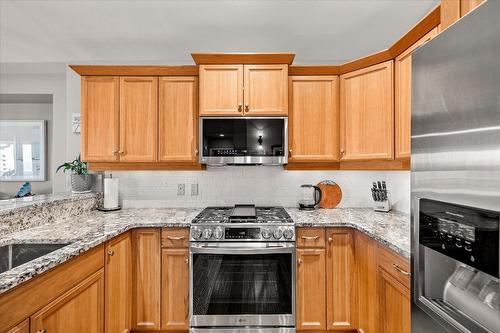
0, 206, 409, 295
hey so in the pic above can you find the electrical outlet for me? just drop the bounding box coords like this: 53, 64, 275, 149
191, 184, 198, 196
177, 183, 185, 196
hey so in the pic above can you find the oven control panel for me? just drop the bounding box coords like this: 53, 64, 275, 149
191, 225, 295, 241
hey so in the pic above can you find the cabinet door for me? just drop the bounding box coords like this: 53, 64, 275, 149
6, 319, 29, 333
119, 77, 158, 162
395, 28, 438, 159
296, 248, 326, 330
461, 0, 485, 16
244, 65, 288, 116
378, 268, 410, 333
159, 77, 198, 162
132, 229, 161, 330
326, 228, 357, 330
340, 60, 394, 161
199, 65, 243, 116
289, 76, 339, 162
30, 269, 104, 333
105, 232, 132, 333
161, 248, 189, 330
356, 231, 379, 333
81, 76, 120, 162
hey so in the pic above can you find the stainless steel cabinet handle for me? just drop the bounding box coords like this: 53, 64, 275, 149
393, 264, 411, 276
107, 250, 114, 256
301, 236, 319, 240
36, 329, 47, 333
167, 236, 185, 240
297, 258, 303, 265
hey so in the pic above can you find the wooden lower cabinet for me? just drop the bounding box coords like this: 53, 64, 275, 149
378, 269, 410, 333
30, 269, 105, 333
161, 248, 189, 330
132, 229, 161, 331
355, 232, 379, 333
326, 228, 357, 331
296, 248, 327, 330
5, 320, 29, 333
105, 232, 132, 333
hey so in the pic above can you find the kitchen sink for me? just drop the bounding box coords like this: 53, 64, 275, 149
0, 243, 70, 274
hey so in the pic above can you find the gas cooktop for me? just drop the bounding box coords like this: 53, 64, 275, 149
192, 204, 293, 224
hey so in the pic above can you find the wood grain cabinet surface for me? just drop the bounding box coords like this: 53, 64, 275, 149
159, 76, 198, 162
81, 76, 120, 162
132, 229, 161, 331
378, 269, 410, 333
288, 76, 339, 162
119, 76, 158, 162
440, 0, 484, 31
326, 228, 357, 331
199, 64, 288, 116
5, 320, 29, 333
395, 27, 438, 159
340, 61, 394, 161
105, 232, 132, 333
30, 269, 105, 333
161, 248, 189, 330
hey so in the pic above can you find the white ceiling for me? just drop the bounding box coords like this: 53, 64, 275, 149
0, 0, 439, 65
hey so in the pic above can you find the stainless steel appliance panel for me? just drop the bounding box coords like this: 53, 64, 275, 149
190, 328, 295, 333
412, 1, 500, 332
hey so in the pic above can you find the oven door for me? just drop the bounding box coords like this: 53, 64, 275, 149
190, 242, 295, 328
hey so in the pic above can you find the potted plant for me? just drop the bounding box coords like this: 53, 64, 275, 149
56, 155, 92, 193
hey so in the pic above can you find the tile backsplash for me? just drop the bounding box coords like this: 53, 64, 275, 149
112, 167, 410, 213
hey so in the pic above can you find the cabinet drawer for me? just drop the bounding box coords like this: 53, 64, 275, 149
161, 228, 190, 248
296, 228, 326, 248
377, 244, 411, 289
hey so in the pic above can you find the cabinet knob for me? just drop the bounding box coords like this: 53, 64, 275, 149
288, 149, 292, 157
118, 150, 124, 155
36, 330, 47, 333
185, 257, 189, 264
297, 258, 303, 265
245, 104, 249, 112
194, 149, 199, 156
238, 103, 243, 112
112, 150, 118, 155
328, 237, 333, 243
340, 149, 345, 156
107, 250, 114, 256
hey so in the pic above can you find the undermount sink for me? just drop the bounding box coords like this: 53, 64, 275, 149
0, 243, 70, 274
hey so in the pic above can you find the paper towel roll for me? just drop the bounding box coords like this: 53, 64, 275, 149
104, 178, 119, 209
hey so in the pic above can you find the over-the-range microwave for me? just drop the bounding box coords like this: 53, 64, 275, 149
199, 116, 288, 165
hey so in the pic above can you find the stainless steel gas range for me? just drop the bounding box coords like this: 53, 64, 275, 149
189, 204, 296, 333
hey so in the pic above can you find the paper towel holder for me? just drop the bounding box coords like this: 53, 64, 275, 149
97, 173, 121, 212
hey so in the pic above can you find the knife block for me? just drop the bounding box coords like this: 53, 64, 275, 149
373, 198, 391, 212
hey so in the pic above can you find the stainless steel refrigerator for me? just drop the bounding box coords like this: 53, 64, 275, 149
411, 1, 500, 332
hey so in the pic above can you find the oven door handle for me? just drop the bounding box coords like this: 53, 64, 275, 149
190, 243, 295, 254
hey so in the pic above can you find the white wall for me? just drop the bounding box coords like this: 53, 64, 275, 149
0, 102, 53, 197
113, 169, 410, 213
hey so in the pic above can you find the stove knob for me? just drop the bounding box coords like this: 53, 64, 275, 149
283, 228, 294, 240
262, 228, 272, 239
191, 227, 202, 240
202, 228, 213, 240
214, 227, 224, 239
273, 228, 283, 239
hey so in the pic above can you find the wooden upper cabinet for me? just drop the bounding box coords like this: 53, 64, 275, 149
119, 77, 158, 162
159, 76, 198, 162
461, 0, 485, 15
326, 228, 357, 330
356, 231, 379, 333
161, 248, 189, 331
5, 319, 29, 333
395, 27, 438, 159
30, 269, 105, 333
296, 248, 327, 331
199, 65, 243, 116
105, 232, 132, 333
244, 64, 288, 115
289, 76, 339, 162
81, 76, 120, 162
340, 60, 394, 161
441, 0, 484, 31
132, 229, 161, 331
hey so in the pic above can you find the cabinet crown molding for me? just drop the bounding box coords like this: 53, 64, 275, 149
191, 52, 295, 65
